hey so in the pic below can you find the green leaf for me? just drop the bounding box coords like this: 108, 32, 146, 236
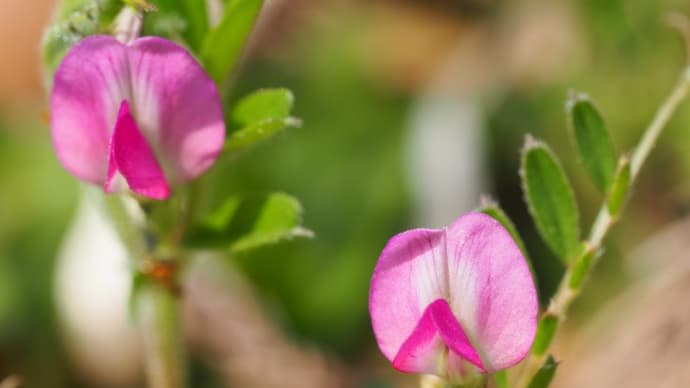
567, 92, 618, 192
185, 193, 313, 252
521, 136, 580, 262
232, 88, 294, 126
527, 356, 559, 388
200, 0, 264, 84
224, 88, 300, 157
224, 117, 301, 156
144, 0, 208, 50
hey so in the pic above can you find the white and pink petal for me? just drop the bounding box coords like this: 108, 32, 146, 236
369, 228, 448, 364
369, 212, 538, 378
51, 36, 130, 184
51, 35, 225, 196
445, 213, 538, 371
126, 37, 225, 184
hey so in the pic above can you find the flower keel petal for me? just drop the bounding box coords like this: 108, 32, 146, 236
106, 101, 170, 200
393, 299, 484, 374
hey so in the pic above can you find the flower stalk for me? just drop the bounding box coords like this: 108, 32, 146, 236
140, 280, 185, 388
515, 65, 690, 388
137, 197, 188, 388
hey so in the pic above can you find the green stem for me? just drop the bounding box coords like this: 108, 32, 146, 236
105, 194, 187, 388
140, 283, 185, 388
515, 66, 690, 388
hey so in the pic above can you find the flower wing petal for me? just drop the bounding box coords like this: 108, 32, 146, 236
445, 212, 538, 371
127, 37, 225, 183
51, 35, 130, 184
105, 101, 170, 200
369, 228, 448, 364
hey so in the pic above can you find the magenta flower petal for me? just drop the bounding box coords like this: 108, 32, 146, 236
369, 212, 537, 378
393, 299, 483, 374
126, 37, 225, 183
445, 213, 538, 371
51, 36, 127, 184
105, 101, 170, 200
51, 35, 225, 198
369, 228, 447, 364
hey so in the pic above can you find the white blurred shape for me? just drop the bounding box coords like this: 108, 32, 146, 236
55, 189, 142, 387
407, 76, 487, 228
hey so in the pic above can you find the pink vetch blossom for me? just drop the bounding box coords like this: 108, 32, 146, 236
50, 35, 225, 200
369, 212, 538, 381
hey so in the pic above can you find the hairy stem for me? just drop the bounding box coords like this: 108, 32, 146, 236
515, 65, 690, 388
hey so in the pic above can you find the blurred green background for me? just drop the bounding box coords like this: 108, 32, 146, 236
2, 0, 690, 387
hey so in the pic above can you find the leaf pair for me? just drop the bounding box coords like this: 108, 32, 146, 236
190, 88, 306, 253
521, 93, 627, 263
513, 94, 626, 388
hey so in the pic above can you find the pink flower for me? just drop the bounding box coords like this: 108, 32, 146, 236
369, 212, 538, 380
51, 35, 225, 200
